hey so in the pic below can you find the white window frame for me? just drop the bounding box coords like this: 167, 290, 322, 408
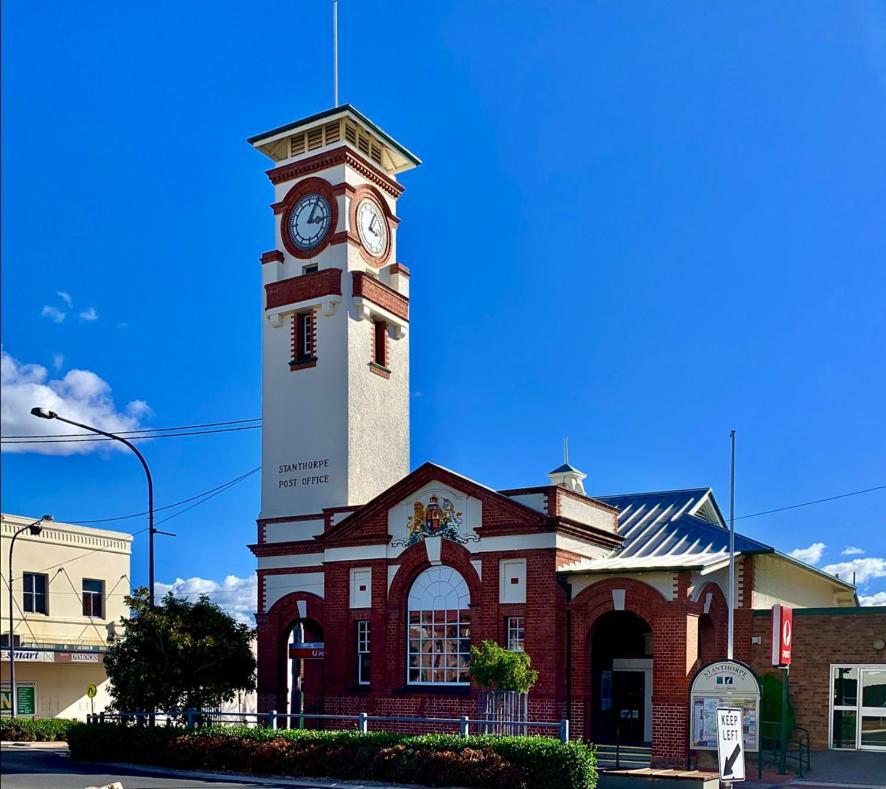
82, 578, 104, 619
506, 616, 525, 652
356, 620, 371, 686
299, 312, 313, 359
22, 572, 48, 615
406, 566, 471, 686
828, 663, 886, 751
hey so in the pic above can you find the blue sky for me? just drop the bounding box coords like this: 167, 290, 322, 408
3, 1, 885, 618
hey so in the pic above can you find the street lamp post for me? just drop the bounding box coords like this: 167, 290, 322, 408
30, 408, 159, 606
7, 515, 52, 718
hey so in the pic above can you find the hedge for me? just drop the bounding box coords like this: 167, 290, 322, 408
0, 717, 78, 742
67, 724, 597, 789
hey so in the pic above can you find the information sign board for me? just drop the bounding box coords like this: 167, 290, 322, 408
1, 684, 36, 716
690, 660, 760, 752
716, 707, 746, 782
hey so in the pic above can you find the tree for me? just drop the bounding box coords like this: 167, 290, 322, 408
104, 587, 256, 713
468, 640, 539, 693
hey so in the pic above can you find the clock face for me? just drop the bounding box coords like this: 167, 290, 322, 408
288, 193, 332, 251
356, 198, 388, 258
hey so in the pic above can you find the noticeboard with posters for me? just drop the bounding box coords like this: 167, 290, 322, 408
1, 683, 36, 716
690, 660, 760, 752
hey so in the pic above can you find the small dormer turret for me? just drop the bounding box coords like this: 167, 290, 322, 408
547, 439, 587, 495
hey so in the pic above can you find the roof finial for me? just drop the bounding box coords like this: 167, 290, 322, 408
563, 437, 569, 465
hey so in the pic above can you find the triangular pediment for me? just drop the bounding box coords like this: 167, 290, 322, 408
324, 462, 547, 546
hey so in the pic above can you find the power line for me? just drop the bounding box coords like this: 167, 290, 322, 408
1, 417, 261, 440
13, 467, 259, 582
1, 424, 260, 445
735, 483, 886, 521
73, 467, 261, 524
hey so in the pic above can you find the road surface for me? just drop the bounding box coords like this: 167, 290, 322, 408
0, 746, 316, 789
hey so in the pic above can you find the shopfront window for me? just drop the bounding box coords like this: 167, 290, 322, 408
407, 566, 471, 685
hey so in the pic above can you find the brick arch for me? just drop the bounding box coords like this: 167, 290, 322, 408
692, 582, 728, 666
572, 577, 668, 639
387, 539, 482, 608
569, 578, 665, 734
385, 539, 482, 690
257, 591, 326, 713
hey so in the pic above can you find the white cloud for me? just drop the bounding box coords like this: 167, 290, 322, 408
821, 557, 886, 586
842, 546, 864, 556
56, 291, 73, 308
79, 307, 99, 322
789, 542, 826, 565
41, 305, 66, 323
0, 350, 150, 456
859, 591, 886, 606
117, 322, 129, 329
155, 575, 257, 625
52, 354, 64, 371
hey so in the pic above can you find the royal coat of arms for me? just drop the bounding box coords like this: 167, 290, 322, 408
402, 494, 466, 546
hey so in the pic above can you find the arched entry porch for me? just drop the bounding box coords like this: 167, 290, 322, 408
591, 610, 653, 744
256, 592, 326, 718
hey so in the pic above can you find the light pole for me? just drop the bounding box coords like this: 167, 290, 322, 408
7, 515, 52, 718
30, 407, 159, 607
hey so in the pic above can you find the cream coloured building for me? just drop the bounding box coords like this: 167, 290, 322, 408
1, 513, 132, 719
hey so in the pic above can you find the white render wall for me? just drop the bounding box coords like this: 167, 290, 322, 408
259, 156, 409, 519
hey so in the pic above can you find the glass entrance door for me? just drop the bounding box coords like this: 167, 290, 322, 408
859, 668, 886, 750
830, 664, 886, 751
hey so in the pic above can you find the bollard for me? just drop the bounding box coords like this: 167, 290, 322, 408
459, 715, 470, 737
358, 712, 369, 734
560, 719, 570, 743
269, 709, 277, 730
186, 708, 196, 729
99, 711, 105, 724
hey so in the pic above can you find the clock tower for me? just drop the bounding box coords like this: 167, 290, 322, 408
249, 106, 420, 519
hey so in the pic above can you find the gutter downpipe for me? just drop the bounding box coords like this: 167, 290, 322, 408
557, 574, 573, 737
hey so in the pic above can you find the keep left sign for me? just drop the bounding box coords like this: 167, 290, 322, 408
716, 707, 746, 782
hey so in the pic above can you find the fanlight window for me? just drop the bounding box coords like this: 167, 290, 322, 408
407, 566, 471, 685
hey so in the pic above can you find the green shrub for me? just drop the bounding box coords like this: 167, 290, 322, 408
67, 724, 596, 789
0, 717, 78, 742
469, 640, 539, 693
760, 671, 796, 737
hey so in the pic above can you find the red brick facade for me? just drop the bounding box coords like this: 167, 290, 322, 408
250, 464, 882, 767
749, 608, 886, 750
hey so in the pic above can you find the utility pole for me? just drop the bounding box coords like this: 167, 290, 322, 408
727, 429, 736, 660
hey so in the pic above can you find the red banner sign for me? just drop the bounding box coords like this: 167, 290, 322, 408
770, 604, 793, 667
289, 642, 326, 660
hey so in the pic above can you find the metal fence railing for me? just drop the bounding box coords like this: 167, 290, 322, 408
86, 709, 571, 743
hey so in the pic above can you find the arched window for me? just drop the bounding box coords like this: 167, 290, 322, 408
407, 566, 471, 685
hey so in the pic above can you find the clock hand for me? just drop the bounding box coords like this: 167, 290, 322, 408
308, 200, 322, 225
369, 215, 381, 235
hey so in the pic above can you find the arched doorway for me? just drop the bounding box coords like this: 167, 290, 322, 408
283, 617, 324, 727
591, 611, 653, 745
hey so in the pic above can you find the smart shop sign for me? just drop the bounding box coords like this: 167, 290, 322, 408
690, 660, 760, 752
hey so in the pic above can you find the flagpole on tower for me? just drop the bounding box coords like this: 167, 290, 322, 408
333, 0, 339, 107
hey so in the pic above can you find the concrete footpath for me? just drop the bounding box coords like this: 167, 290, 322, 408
742, 749, 886, 789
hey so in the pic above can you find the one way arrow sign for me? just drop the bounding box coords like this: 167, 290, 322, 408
716, 707, 746, 782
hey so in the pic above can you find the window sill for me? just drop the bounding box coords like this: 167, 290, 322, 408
369, 361, 390, 379
290, 358, 318, 371
395, 684, 471, 696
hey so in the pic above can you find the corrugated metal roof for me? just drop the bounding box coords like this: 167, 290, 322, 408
559, 488, 772, 574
